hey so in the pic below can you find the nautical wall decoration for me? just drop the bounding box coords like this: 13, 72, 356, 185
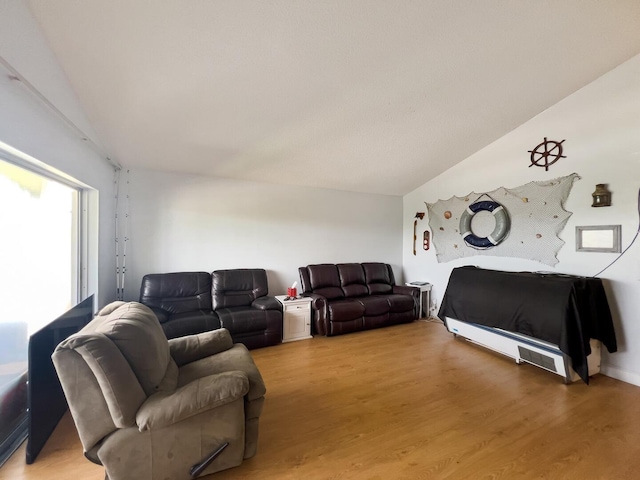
426, 173, 579, 266
412, 212, 425, 255
423, 230, 430, 250
591, 184, 612, 207
459, 199, 510, 249
528, 137, 566, 171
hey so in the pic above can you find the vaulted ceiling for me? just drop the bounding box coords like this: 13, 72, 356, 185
27, 0, 640, 195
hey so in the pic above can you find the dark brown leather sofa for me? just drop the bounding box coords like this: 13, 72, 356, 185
139, 269, 282, 349
298, 262, 419, 336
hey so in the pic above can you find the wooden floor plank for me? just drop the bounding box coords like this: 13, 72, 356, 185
2, 320, 639, 479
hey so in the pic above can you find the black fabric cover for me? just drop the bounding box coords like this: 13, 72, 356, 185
438, 266, 617, 384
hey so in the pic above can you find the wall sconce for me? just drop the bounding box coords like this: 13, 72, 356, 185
591, 184, 611, 207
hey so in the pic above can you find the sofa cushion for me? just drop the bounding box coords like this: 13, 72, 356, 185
382, 294, 415, 313
327, 299, 365, 322
140, 272, 212, 313
337, 263, 368, 298
362, 262, 394, 294
213, 269, 268, 309
161, 310, 221, 340
92, 302, 174, 396
358, 296, 390, 316
217, 307, 268, 334
56, 332, 147, 428
307, 264, 344, 299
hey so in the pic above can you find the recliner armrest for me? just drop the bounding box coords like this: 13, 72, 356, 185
136, 371, 249, 430
169, 328, 234, 367
251, 296, 280, 310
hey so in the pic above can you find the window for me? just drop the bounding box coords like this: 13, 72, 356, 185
0, 154, 83, 465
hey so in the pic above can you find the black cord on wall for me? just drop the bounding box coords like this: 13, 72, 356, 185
592, 188, 640, 278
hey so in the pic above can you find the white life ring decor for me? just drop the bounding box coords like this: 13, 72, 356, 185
459, 200, 510, 249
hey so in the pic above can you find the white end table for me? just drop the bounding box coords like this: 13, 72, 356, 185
275, 295, 313, 342
405, 282, 432, 318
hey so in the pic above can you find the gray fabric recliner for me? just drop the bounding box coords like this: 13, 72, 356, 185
52, 301, 266, 480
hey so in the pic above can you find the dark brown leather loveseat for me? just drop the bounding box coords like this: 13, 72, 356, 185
139, 269, 282, 349
298, 262, 419, 336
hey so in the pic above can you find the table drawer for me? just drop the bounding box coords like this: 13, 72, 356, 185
284, 303, 311, 313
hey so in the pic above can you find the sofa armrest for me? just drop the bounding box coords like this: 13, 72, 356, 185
168, 328, 233, 367
301, 293, 328, 336
251, 296, 280, 310
393, 285, 421, 318
393, 285, 419, 299
301, 293, 326, 311
136, 371, 249, 430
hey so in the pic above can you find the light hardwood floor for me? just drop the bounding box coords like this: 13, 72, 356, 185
2, 320, 640, 479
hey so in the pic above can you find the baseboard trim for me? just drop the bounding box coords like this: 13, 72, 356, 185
600, 364, 640, 387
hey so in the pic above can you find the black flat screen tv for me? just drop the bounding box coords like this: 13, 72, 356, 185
25, 295, 94, 464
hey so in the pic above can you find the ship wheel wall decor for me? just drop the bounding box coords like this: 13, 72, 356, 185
528, 137, 566, 171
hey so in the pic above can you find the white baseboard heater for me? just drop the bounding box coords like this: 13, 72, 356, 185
444, 317, 601, 383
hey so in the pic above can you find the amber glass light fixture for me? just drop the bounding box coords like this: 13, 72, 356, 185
591, 184, 611, 207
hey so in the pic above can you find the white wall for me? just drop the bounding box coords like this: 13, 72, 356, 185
123, 169, 403, 299
403, 54, 640, 386
0, 1, 116, 309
